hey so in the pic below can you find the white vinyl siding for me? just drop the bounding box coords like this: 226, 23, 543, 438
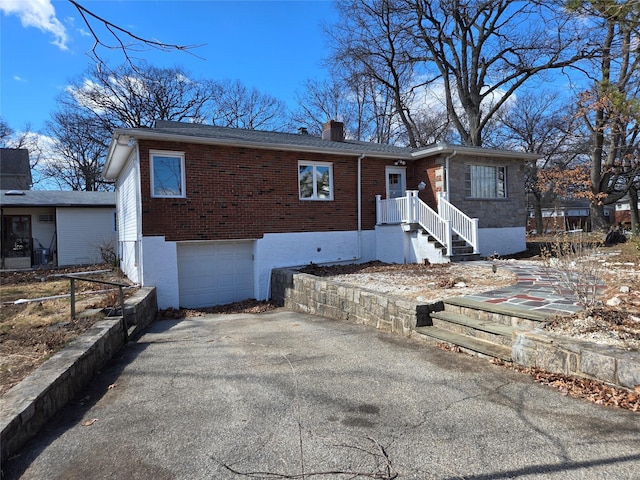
117, 156, 140, 242
55, 208, 117, 266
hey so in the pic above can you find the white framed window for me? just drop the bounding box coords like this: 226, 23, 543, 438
298, 161, 334, 200
464, 165, 506, 198
150, 150, 185, 198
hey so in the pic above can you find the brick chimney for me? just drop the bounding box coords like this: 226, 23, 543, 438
322, 120, 344, 142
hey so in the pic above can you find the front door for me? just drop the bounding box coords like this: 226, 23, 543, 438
386, 166, 406, 199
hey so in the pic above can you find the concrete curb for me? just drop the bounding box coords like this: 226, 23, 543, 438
0, 287, 157, 463
271, 268, 640, 391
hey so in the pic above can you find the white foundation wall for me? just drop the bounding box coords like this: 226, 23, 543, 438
119, 241, 139, 284
375, 225, 449, 265
141, 236, 179, 309
135, 231, 379, 308
375, 225, 412, 264
477, 227, 526, 257
255, 230, 377, 300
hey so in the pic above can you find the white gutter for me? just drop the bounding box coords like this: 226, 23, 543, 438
444, 150, 457, 201
357, 154, 365, 260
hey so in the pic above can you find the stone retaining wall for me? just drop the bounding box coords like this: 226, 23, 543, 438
0, 287, 157, 463
271, 268, 439, 336
513, 330, 640, 390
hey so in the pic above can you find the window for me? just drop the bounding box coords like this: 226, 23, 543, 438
299, 162, 333, 200
464, 165, 506, 198
150, 151, 185, 197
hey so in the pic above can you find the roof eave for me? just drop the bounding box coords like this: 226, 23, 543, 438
411, 143, 541, 161
103, 133, 135, 179
115, 129, 413, 160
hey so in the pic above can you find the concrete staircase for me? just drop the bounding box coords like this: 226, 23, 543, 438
415, 297, 551, 361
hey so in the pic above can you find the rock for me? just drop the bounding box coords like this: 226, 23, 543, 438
454, 282, 467, 288
630, 315, 640, 323
620, 286, 631, 293
606, 297, 622, 307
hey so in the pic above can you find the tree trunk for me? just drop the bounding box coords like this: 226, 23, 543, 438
629, 186, 639, 236
533, 192, 544, 235
590, 202, 609, 232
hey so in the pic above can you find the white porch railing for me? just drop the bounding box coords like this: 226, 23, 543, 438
376, 191, 479, 257
438, 193, 479, 254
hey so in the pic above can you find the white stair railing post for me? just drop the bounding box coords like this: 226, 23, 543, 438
409, 190, 419, 223
471, 218, 479, 254
404, 191, 412, 223
445, 219, 453, 257
376, 195, 382, 225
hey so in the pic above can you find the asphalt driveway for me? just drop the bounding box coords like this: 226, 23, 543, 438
3, 309, 639, 479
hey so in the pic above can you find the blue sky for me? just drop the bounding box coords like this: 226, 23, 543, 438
1, 0, 338, 133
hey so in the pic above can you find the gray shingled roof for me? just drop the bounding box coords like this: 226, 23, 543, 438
1, 190, 115, 207
133, 120, 417, 156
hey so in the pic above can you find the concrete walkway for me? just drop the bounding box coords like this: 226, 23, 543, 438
459, 260, 595, 316
3, 309, 639, 479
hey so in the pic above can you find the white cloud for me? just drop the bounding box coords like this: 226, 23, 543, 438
0, 0, 69, 50
13, 75, 26, 82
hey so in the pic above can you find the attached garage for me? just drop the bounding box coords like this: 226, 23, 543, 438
177, 241, 255, 308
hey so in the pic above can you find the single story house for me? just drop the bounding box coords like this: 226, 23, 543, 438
1, 190, 117, 269
526, 199, 614, 234
615, 195, 640, 228
103, 120, 539, 309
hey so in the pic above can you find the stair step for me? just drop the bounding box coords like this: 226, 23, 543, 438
444, 297, 552, 324
415, 326, 512, 361
431, 311, 514, 337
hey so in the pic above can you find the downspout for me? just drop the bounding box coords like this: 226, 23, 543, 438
357, 154, 365, 260
444, 150, 457, 201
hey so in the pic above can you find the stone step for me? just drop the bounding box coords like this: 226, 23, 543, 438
430, 311, 513, 347
443, 297, 551, 329
414, 326, 512, 361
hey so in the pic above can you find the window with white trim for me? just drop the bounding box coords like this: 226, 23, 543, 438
464, 165, 506, 198
298, 161, 333, 200
150, 150, 185, 198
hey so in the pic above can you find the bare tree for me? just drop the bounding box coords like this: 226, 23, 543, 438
490, 92, 589, 233
569, 0, 640, 231
210, 79, 290, 131
67, 0, 203, 67
42, 108, 110, 191
406, 0, 589, 146
64, 62, 216, 131
327, 0, 441, 147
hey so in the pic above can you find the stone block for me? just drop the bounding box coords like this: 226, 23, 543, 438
616, 356, 640, 390
580, 350, 616, 383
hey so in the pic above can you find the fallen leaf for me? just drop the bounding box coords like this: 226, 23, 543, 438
83, 418, 98, 427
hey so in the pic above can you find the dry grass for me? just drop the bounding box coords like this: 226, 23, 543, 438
0, 265, 136, 396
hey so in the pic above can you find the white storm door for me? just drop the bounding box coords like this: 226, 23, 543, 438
386, 166, 406, 199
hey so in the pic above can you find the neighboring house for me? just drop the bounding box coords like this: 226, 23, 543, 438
103, 120, 538, 309
0, 148, 32, 190
1, 190, 116, 269
526, 199, 614, 234
615, 195, 640, 228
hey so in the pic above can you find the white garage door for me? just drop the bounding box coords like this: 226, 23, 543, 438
177, 241, 254, 308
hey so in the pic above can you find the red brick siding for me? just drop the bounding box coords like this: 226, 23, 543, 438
413, 158, 440, 209
138, 140, 393, 241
